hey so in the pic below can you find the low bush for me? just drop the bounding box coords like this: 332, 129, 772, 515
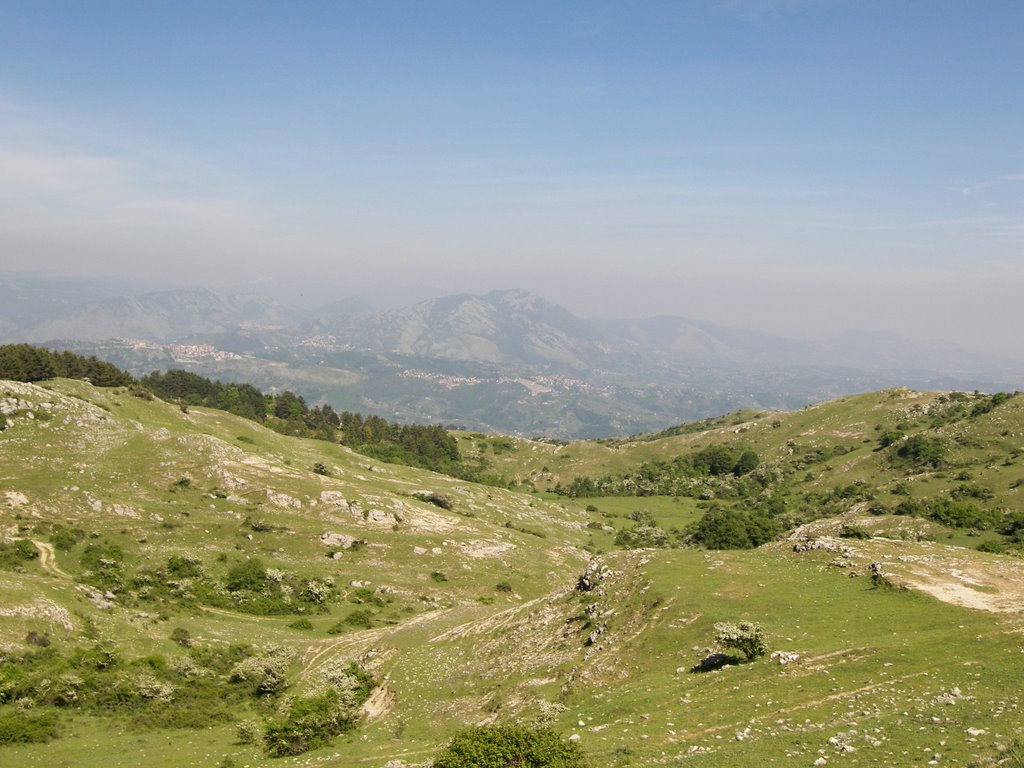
327, 610, 374, 634
433, 725, 589, 768
714, 620, 768, 661
0, 711, 60, 745
0, 539, 38, 569
262, 663, 373, 757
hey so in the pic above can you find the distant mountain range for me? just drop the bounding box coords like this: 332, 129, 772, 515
1, 273, 1018, 437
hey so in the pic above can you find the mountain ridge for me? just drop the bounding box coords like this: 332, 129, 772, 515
1, 274, 1018, 438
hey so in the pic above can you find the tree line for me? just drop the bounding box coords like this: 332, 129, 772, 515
0, 344, 134, 387
0, 344, 478, 478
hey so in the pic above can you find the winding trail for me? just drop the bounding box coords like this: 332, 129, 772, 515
300, 628, 389, 676
30, 540, 71, 579
198, 605, 281, 622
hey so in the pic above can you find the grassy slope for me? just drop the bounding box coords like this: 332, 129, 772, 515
1, 381, 1023, 767
474, 388, 1024, 519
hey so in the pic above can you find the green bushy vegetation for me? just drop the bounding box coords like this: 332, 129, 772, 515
0, 711, 59, 745
714, 620, 768, 661
0, 641, 251, 731
688, 507, 782, 549
0, 539, 38, 570
555, 446, 761, 499
262, 662, 374, 757
433, 725, 589, 768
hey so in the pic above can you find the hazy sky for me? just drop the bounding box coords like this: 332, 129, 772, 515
0, 1, 1022, 357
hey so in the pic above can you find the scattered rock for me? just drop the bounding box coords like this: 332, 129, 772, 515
4, 491, 30, 508
265, 489, 301, 509
792, 538, 849, 554
933, 687, 962, 705
319, 490, 347, 506
577, 560, 611, 592
320, 532, 357, 549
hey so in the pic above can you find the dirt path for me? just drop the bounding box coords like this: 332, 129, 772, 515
198, 605, 281, 622
30, 540, 71, 579
428, 595, 548, 644
300, 628, 390, 676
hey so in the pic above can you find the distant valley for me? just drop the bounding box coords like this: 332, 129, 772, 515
1, 273, 1019, 439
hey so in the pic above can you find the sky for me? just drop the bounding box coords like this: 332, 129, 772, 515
0, 1, 1022, 359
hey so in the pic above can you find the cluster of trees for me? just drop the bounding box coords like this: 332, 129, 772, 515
141, 369, 267, 421
892, 497, 1004, 530
142, 369, 480, 475
0, 344, 133, 387
688, 507, 782, 549
555, 445, 760, 498
337, 411, 461, 473
606, 504, 784, 552
141, 370, 341, 439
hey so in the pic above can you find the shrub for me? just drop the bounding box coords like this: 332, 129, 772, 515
288, 618, 314, 631
25, 630, 50, 648
78, 542, 124, 589
928, 500, 999, 530
0, 539, 39, 569
225, 558, 267, 592
262, 663, 373, 757
895, 435, 946, 468
694, 445, 739, 476
344, 610, 374, 629
495, 581, 513, 593
228, 647, 293, 695
327, 610, 374, 634
50, 526, 84, 552
976, 540, 1005, 554
877, 430, 905, 449
170, 627, 192, 648
415, 491, 453, 510
236, 719, 260, 745
167, 555, 203, 578
838, 524, 870, 540
433, 725, 589, 768
733, 450, 760, 476
714, 620, 768, 661
0, 711, 60, 745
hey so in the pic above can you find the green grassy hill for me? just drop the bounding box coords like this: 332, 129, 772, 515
2, 380, 1023, 767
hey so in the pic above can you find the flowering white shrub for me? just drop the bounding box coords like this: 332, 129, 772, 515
229, 646, 294, 694
135, 673, 175, 703
714, 620, 768, 661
